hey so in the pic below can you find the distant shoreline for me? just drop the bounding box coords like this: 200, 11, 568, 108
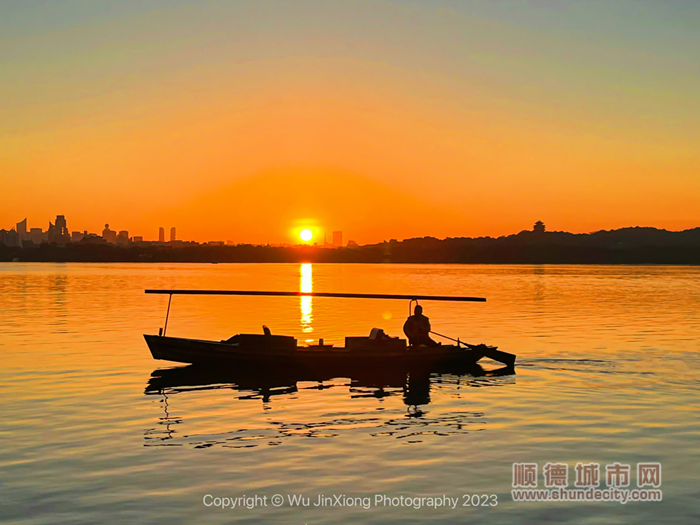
3, 227, 700, 265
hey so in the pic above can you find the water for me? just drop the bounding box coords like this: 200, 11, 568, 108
1, 263, 698, 524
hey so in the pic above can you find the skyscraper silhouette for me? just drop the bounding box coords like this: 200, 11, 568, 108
48, 215, 70, 244
16, 218, 27, 242
333, 231, 343, 247
159, 227, 165, 243
55, 215, 68, 236
170, 227, 176, 242
102, 224, 117, 244
116, 230, 130, 246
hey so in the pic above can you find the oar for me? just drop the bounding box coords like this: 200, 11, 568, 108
430, 331, 516, 367
431, 330, 479, 349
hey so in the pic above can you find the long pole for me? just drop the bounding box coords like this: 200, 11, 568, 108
431, 330, 516, 367
163, 294, 172, 336
145, 289, 486, 302
430, 330, 472, 348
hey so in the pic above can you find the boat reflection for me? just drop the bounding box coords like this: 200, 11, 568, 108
144, 363, 515, 449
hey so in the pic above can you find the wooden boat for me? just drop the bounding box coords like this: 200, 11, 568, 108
143, 289, 516, 370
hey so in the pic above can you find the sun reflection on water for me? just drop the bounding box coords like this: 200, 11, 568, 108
300, 263, 313, 333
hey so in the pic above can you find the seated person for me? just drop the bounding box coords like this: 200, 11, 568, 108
403, 304, 439, 346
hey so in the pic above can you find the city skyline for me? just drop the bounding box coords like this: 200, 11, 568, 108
0, 213, 355, 247
4, 217, 700, 265
3, 211, 700, 251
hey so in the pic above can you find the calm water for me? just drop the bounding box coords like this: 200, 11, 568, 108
1, 263, 698, 524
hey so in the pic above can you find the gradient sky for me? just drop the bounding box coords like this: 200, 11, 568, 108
2, 0, 699, 244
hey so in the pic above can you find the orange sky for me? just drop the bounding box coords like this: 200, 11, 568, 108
1, 1, 699, 244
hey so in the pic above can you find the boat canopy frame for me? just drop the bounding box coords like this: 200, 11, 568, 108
145, 289, 487, 337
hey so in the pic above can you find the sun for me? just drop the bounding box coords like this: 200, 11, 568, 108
299, 229, 313, 242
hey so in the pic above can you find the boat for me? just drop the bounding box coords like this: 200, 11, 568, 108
143, 289, 516, 370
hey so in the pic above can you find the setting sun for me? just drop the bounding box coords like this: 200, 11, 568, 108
299, 229, 313, 242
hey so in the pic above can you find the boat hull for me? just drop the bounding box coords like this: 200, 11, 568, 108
144, 334, 492, 374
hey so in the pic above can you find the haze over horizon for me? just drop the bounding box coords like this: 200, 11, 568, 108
2, 1, 699, 244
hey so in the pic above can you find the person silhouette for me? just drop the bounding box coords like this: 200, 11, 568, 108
403, 304, 439, 346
